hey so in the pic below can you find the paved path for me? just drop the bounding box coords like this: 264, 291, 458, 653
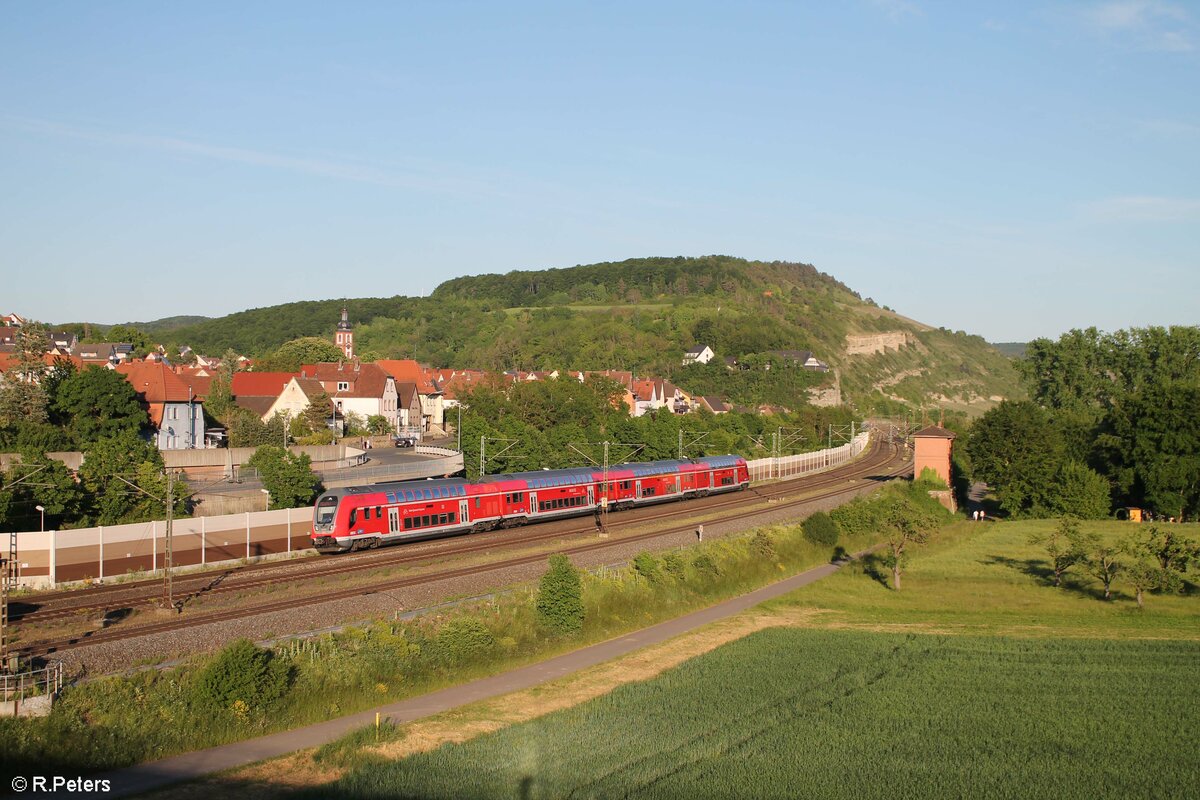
75, 557, 850, 799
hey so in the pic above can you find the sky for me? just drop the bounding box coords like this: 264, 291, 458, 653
1, 1, 1197, 342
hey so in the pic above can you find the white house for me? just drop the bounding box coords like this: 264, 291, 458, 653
682, 344, 715, 366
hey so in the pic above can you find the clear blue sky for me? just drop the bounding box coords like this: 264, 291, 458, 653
2, 1, 1196, 342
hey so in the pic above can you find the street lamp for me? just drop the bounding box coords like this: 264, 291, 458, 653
35, 504, 45, 532
260, 489, 270, 511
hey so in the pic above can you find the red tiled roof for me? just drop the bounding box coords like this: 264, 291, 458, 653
299, 361, 393, 399
231, 372, 299, 397
376, 359, 441, 394
116, 361, 197, 403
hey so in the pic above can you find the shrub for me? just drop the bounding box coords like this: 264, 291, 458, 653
433, 617, 495, 665
537, 554, 584, 636
830, 496, 882, 537
802, 511, 839, 547
633, 552, 662, 583
692, 553, 721, 581
191, 639, 291, 715
751, 531, 777, 560
663, 552, 686, 581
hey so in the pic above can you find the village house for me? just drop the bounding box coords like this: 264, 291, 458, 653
231, 372, 301, 420
376, 359, 446, 434
301, 360, 399, 434
115, 361, 216, 449
682, 344, 715, 366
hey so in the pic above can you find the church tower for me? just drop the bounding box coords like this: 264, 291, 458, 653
335, 305, 354, 358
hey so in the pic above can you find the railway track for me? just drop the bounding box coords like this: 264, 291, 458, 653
15, 439, 910, 659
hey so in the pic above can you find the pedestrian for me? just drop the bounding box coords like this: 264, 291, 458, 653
979, 510, 986, 522
594, 506, 603, 532
972, 509, 979, 522
696, 524, 704, 542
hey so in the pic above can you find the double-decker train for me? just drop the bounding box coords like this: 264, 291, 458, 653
310, 455, 750, 553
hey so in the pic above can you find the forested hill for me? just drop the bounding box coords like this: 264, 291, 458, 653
431, 256, 855, 306
145, 255, 1021, 413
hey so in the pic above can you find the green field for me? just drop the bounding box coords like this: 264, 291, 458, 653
316, 521, 1200, 799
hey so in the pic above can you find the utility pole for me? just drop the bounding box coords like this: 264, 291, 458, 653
163, 469, 175, 610
457, 405, 462, 452
480, 435, 485, 477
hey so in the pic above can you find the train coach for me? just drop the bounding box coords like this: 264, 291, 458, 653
310, 455, 749, 553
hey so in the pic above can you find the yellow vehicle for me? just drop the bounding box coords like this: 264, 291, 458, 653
1117, 507, 1143, 522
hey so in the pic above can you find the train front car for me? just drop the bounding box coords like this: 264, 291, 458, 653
311, 489, 353, 553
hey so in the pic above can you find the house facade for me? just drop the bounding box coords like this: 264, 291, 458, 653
682, 344, 715, 366
301, 361, 399, 433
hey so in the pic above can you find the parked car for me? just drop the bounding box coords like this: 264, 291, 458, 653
393, 436, 416, 448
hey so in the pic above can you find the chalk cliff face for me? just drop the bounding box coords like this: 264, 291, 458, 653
844, 332, 915, 356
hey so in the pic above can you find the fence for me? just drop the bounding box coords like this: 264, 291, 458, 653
7, 439, 859, 590
0, 660, 63, 717
745, 431, 870, 482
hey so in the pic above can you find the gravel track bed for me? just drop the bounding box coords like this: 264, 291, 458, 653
55, 479, 890, 677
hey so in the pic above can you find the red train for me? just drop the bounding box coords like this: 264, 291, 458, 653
310, 455, 749, 553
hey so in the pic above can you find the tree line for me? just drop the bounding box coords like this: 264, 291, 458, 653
966, 325, 1200, 520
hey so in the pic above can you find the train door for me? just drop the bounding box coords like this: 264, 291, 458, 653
635, 481, 643, 500
708, 470, 714, 489
587, 486, 595, 506
674, 475, 681, 494
388, 507, 400, 534
459, 499, 470, 525
530, 491, 539, 515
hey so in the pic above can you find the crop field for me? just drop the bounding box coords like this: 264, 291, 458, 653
315, 520, 1200, 799
319, 629, 1198, 799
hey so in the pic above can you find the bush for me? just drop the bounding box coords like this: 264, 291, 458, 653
633, 552, 662, 583
663, 552, 686, 581
537, 554, 584, 636
433, 617, 495, 665
830, 496, 882, 537
1044, 462, 1112, 520
751, 531, 777, 560
191, 639, 291, 715
692, 553, 721, 581
802, 511, 839, 547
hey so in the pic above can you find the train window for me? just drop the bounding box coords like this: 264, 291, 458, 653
475, 497, 481, 508
348, 509, 357, 526
375, 506, 382, 518
404, 491, 413, 501
449, 513, 456, 524
315, 495, 338, 525
404, 518, 412, 530
721, 477, 733, 485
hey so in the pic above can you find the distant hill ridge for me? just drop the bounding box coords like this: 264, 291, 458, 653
78, 255, 1023, 412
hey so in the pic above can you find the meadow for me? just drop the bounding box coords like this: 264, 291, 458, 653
314, 519, 1200, 799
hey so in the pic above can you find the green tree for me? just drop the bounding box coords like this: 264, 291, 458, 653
881, 496, 941, 590
302, 389, 334, 434
536, 554, 584, 636
246, 445, 320, 509
1045, 462, 1111, 519
105, 325, 153, 357
1029, 517, 1088, 587
1081, 534, 1122, 601
54, 366, 148, 446
79, 432, 185, 524
0, 322, 50, 427
367, 414, 392, 435
257, 337, 345, 372
967, 401, 1063, 517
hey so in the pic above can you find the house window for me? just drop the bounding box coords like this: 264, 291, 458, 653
338, 382, 349, 391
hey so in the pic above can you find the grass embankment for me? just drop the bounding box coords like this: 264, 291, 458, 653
309, 519, 1200, 800
0, 508, 879, 785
